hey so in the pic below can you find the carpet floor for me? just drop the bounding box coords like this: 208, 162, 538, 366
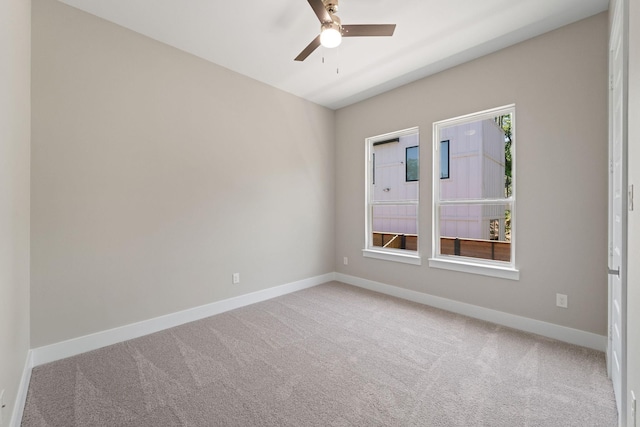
22, 281, 617, 426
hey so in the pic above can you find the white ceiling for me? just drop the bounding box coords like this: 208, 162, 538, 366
57, 0, 608, 110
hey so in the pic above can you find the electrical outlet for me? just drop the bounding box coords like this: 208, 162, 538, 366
556, 293, 568, 308
232, 273, 240, 284
343, 257, 348, 265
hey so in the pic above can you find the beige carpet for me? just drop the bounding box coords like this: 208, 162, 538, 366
22, 281, 617, 426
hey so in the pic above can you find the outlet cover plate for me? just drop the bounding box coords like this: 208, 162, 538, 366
556, 293, 568, 308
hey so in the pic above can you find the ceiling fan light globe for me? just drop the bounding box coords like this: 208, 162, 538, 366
320, 26, 342, 48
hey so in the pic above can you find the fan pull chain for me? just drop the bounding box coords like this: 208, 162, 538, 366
320, 48, 339, 74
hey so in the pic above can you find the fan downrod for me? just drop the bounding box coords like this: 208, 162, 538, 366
323, 0, 338, 16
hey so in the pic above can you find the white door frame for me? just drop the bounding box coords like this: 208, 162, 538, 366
608, 0, 628, 424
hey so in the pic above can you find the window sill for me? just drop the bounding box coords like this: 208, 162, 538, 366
362, 249, 422, 265
428, 257, 519, 280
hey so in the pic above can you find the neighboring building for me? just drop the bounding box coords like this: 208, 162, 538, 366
370, 120, 507, 246
440, 119, 507, 241
371, 133, 419, 236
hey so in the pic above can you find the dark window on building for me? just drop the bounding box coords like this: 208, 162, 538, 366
440, 140, 450, 179
406, 146, 419, 182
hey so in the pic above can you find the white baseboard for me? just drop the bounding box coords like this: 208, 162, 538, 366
30, 270, 606, 368
10, 350, 33, 427
335, 273, 607, 351
31, 273, 335, 367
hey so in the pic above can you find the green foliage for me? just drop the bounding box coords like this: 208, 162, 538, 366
495, 114, 513, 198
495, 114, 513, 241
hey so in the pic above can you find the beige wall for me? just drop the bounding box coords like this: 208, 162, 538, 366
31, 0, 335, 347
29, 0, 613, 360
0, 0, 31, 422
626, 0, 639, 423
335, 13, 609, 335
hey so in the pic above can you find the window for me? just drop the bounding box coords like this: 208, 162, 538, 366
372, 153, 375, 185
430, 105, 518, 279
406, 146, 419, 182
364, 127, 420, 265
440, 140, 450, 179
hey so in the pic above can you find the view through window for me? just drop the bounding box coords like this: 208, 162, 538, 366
366, 128, 420, 255
432, 106, 515, 267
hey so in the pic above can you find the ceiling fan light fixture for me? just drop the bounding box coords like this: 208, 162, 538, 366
294, 0, 395, 61
320, 22, 342, 48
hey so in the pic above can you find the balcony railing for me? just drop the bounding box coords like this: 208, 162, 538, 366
440, 236, 510, 262
372, 232, 418, 251
372, 233, 510, 261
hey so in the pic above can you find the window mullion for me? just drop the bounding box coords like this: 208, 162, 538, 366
438, 198, 514, 206
372, 200, 419, 206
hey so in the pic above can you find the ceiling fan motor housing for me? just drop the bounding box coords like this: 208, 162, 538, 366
322, 14, 341, 31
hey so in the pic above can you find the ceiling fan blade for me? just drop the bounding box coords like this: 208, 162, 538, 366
307, 0, 331, 23
295, 35, 322, 61
342, 24, 396, 37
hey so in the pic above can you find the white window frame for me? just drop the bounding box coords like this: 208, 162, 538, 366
429, 105, 519, 280
363, 127, 421, 265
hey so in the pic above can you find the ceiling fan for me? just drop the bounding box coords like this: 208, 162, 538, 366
295, 0, 396, 62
